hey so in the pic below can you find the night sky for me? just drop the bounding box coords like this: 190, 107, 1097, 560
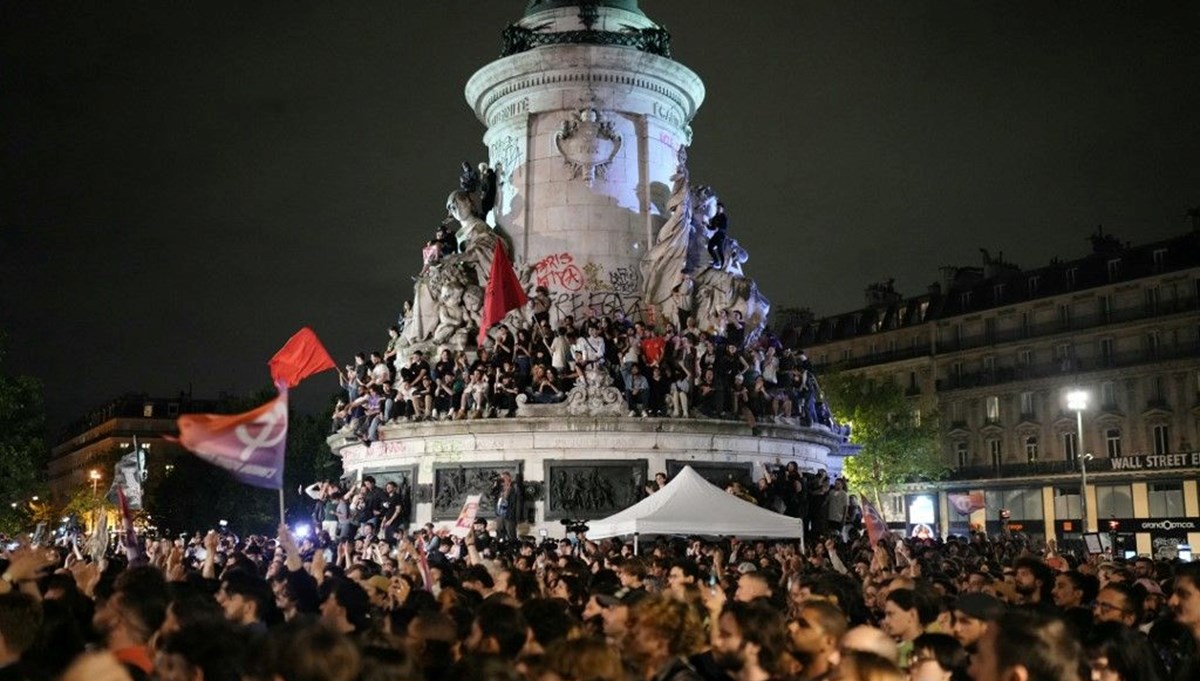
3, 2, 1199, 432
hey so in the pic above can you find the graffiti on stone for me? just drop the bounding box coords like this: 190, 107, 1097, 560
534, 252, 584, 292
550, 290, 643, 321
608, 266, 642, 295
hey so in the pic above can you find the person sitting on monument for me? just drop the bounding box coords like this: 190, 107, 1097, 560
531, 320, 554, 368
410, 376, 434, 421
530, 286, 551, 326
529, 366, 566, 404
625, 364, 650, 417
492, 325, 515, 366
459, 369, 490, 419
729, 374, 752, 421
725, 310, 746, 349
668, 359, 692, 418
492, 372, 520, 418
514, 328, 533, 387
647, 364, 671, 417
432, 374, 456, 419
693, 368, 719, 417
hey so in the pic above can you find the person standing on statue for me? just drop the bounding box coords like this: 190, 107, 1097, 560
707, 202, 728, 269
669, 269, 694, 331
495, 471, 519, 542
478, 162, 497, 218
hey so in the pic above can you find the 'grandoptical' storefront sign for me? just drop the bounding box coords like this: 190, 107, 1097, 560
1109, 451, 1200, 471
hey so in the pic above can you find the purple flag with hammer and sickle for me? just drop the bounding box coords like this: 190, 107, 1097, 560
175, 382, 289, 489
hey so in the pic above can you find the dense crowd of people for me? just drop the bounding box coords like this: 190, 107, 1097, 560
2, 464, 1199, 681
331, 312, 850, 444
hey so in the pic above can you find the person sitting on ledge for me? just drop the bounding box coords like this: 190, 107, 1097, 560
625, 364, 650, 417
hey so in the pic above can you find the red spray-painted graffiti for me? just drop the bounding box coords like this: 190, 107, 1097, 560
534, 252, 584, 292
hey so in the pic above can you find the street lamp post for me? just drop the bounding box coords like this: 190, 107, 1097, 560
1067, 390, 1090, 532
88, 469, 102, 533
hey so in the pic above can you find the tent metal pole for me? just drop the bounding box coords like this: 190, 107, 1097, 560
634, 532, 640, 556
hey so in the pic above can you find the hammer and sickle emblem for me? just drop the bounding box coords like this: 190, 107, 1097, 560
234, 402, 288, 462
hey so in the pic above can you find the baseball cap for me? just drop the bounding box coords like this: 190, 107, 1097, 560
596, 587, 649, 608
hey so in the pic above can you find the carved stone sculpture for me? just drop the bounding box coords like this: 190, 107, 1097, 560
639, 148, 770, 344
565, 365, 625, 416
555, 108, 623, 186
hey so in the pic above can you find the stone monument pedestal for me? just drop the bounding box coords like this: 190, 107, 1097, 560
330, 417, 846, 537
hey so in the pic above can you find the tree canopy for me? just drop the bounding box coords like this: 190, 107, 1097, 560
0, 337, 47, 534
820, 371, 946, 518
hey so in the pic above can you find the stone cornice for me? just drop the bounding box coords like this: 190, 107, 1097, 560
465, 44, 704, 128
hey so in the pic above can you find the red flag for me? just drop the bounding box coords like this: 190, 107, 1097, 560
478, 242, 529, 346
268, 327, 336, 388
176, 384, 289, 489
862, 498, 889, 548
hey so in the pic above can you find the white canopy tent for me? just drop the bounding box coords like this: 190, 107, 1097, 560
586, 465, 805, 548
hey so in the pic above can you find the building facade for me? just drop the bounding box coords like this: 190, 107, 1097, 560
796, 226, 1200, 559
48, 394, 225, 503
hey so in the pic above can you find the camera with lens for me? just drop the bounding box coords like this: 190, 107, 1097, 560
560, 518, 589, 535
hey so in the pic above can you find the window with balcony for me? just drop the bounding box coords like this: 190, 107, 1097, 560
1064, 268, 1077, 287
993, 284, 1005, 304
1146, 331, 1161, 359
988, 437, 1002, 467
1152, 248, 1167, 273
1145, 286, 1161, 314
1098, 294, 1113, 322
1098, 337, 1114, 366
949, 401, 965, 428
1062, 431, 1078, 461
1024, 436, 1039, 462
1019, 391, 1035, 418
1152, 424, 1170, 455
1105, 428, 1122, 458
1020, 312, 1031, 337
956, 441, 969, 468
960, 291, 972, 309
1150, 375, 1167, 404
983, 355, 996, 373
1096, 484, 1134, 518
1058, 303, 1071, 327
1148, 482, 1183, 516
986, 396, 1000, 423
1018, 349, 1032, 367
1027, 276, 1040, 297
1107, 258, 1122, 281
1100, 381, 1116, 409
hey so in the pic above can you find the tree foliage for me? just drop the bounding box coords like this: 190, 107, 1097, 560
0, 337, 47, 534
820, 371, 946, 518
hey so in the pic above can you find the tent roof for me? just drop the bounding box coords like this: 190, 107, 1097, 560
586, 465, 804, 540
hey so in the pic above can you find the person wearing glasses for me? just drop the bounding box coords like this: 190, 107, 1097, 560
1093, 583, 1142, 628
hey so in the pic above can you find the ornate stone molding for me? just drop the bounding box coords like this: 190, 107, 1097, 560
555, 108, 622, 186
501, 24, 671, 58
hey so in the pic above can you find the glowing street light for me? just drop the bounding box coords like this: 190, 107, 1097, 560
1066, 390, 1090, 531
